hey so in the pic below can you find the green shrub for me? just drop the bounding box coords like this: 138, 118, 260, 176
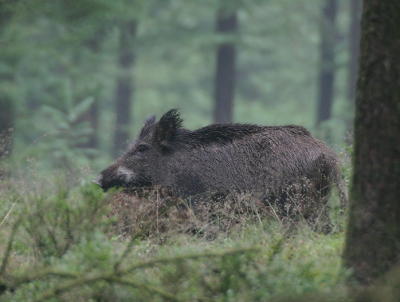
0, 163, 356, 301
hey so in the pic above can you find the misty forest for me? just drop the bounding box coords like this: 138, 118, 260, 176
1, 0, 400, 301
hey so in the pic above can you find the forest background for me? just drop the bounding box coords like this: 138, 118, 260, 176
0, 0, 360, 171
8, 1, 400, 301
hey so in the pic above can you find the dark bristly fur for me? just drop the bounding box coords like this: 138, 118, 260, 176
94, 109, 347, 213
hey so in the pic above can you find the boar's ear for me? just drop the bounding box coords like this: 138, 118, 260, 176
144, 114, 156, 126
155, 109, 182, 150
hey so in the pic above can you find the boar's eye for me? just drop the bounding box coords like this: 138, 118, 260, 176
136, 145, 148, 154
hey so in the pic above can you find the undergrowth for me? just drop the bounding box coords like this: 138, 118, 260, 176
0, 160, 357, 302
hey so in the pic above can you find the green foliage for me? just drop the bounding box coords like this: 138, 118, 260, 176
37, 96, 96, 164
13, 95, 98, 169
21, 183, 109, 261
0, 1, 361, 298
0, 162, 359, 302
0, 0, 355, 172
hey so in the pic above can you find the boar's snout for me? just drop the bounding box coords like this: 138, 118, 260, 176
93, 174, 103, 186
93, 163, 141, 192
93, 172, 118, 192
93, 173, 113, 191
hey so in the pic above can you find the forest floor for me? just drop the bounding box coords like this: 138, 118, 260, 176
0, 165, 396, 302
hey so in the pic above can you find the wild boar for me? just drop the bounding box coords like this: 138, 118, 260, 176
94, 109, 347, 212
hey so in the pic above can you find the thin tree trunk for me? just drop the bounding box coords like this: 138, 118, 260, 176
0, 3, 14, 160
347, 0, 362, 103
0, 100, 13, 159
78, 30, 104, 150
214, 11, 237, 124
77, 100, 98, 149
343, 0, 400, 285
114, 20, 136, 157
316, 0, 337, 127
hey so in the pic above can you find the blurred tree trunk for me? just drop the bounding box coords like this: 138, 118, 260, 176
214, 10, 237, 124
343, 0, 400, 285
347, 0, 362, 104
77, 99, 98, 150
77, 30, 104, 150
316, 0, 337, 127
0, 2, 14, 159
0, 101, 13, 159
114, 20, 136, 157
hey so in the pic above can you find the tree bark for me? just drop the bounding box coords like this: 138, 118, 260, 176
343, 0, 400, 285
214, 11, 237, 124
316, 0, 337, 127
114, 20, 136, 157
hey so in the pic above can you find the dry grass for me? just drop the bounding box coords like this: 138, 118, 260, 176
107, 185, 336, 241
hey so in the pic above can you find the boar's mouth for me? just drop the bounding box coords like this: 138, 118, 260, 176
92, 173, 153, 192
92, 174, 122, 192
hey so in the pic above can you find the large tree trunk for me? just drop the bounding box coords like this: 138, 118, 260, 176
343, 0, 400, 285
114, 20, 136, 157
316, 0, 337, 127
213, 11, 237, 124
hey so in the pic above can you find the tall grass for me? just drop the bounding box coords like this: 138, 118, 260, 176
0, 158, 360, 301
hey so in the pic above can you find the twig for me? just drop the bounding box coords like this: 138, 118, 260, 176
0, 217, 22, 276
34, 273, 182, 302
0, 203, 15, 227
113, 210, 166, 273
113, 218, 157, 272
32, 247, 259, 301
33, 272, 111, 302
265, 200, 282, 226
107, 276, 181, 301
113, 195, 181, 272
122, 247, 259, 274
18, 247, 259, 301
248, 197, 264, 231
1, 269, 79, 293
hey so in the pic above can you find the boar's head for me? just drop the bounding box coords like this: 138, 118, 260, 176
94, 109, 183, 191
